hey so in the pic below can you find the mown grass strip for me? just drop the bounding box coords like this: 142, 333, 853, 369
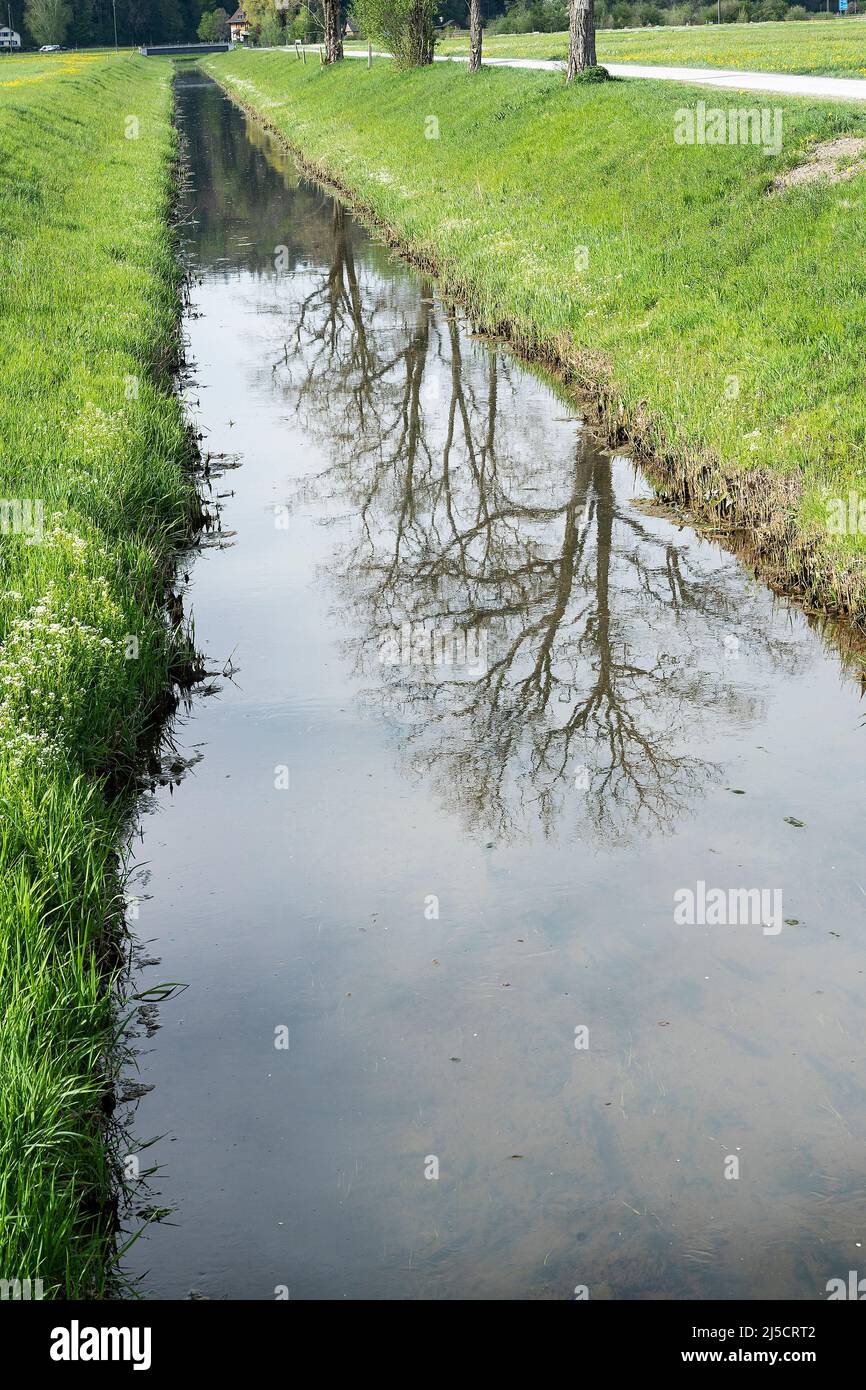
0, 52, 196, 1297
205, 50, 866, 621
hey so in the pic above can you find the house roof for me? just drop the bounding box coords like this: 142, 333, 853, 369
228, 8, 247, 22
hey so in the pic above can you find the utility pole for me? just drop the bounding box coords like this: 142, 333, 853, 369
112, 0, 118, 49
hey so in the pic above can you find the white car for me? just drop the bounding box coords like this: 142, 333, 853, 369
39, 44, 61, 52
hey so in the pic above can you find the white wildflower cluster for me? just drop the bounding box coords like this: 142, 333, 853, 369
45, 522, 90, 562
71, 402, 131, 464
62, 403, 135, 499
0, 581, 128, 773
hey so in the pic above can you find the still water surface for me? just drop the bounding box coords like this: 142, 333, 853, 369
124, 73, 866, 1300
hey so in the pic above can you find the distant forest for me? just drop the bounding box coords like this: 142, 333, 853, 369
14, 0, 213, 48
9, 0, 846, 53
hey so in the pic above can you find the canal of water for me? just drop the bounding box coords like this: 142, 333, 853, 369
123, 71, 866, 1300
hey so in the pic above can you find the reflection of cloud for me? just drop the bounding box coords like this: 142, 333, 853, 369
265, 198, 808, 845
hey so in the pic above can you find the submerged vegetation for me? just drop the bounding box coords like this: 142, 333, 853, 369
204, 48, 866, 621
0, 52, 196, 1295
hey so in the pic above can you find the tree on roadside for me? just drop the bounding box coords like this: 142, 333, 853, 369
565, 0, 596, 79
258, 11, 285, 45
468, 0, 482, 72
323, 0, 344, 62
24, 0, 71, 46
198, 7, 230, 41
286, 2, 343, 61
243, 0, 277, 45
353, 0, 436, 67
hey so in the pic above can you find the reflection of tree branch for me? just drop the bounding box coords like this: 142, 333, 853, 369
262, 196, 807, 843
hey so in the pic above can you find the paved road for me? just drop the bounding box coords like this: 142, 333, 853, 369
479, 56, 866, 102
326, 46, 866, 103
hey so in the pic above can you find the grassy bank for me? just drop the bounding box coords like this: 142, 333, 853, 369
204, 49, 866, 622
429, 17, 866, 77
0, 52, 196, 1295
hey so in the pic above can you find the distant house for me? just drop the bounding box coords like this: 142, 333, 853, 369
228, 8, 250, 43
344, 17, 359, 36
0, 25, 21, 51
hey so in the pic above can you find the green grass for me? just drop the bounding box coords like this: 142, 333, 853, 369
206, 50, 866, 615
0, 50, 195, 1295
428, 17, 866, 77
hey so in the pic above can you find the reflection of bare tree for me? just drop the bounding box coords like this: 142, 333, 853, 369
269, 196, 807, 843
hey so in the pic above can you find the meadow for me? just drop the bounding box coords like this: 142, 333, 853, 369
432, 16, 866, 76
0, 50, 195, 1295
205, 49, 866, 619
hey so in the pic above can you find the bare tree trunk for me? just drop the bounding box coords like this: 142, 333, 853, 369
408, 0, 435, 65
468, 0, 482, 73
566, 0, 596, 80
323, 0, 343, 64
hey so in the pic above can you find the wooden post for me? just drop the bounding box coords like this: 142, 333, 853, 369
367, 41, 372, 69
